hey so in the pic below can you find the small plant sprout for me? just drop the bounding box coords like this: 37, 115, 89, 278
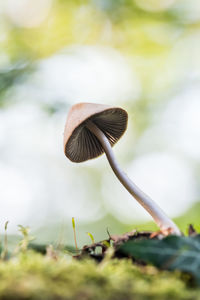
1, 220, 9, 260
72, 217, 78, 250
64, 103, 181, 236
87, 232, 95, 244
18, 225, 35, 251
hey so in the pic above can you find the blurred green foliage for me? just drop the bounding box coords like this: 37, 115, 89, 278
0, 62, 32, 107
1, 0, 200, 105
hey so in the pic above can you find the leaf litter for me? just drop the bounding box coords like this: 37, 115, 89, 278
75, 225, 200, 286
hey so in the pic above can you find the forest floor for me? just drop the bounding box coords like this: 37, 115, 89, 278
0, 249, 200, 300
1, 225, 200, 300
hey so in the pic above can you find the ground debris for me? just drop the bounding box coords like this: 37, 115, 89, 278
108, 229, 137, 246
76, 229, 163, 261
75, 224, 199, 266
188, 224, 198, 236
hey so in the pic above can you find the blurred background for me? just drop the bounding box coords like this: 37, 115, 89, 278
0, 0, 200, 246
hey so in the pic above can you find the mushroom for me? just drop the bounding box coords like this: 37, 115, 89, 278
63, 102, 181, 236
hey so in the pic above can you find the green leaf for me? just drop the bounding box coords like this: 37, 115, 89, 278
119, 235, 200, 285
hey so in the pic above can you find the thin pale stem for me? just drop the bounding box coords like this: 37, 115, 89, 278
86, 120, 181, 236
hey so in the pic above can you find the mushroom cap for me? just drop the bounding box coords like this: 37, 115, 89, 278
64, 102, 128, 162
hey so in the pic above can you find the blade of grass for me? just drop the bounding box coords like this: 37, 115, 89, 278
72, 217, 78, 250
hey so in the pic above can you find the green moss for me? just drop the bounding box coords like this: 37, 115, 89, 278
0, 251, 200, 300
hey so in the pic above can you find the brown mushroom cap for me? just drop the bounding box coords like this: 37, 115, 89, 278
64, 102, 128, 163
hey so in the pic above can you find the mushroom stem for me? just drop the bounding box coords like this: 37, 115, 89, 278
86, 120, 181, 236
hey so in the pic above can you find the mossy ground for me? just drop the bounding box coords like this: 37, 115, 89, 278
0, 250, 200, 300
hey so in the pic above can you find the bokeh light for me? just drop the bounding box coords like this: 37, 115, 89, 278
0, 0, 199, 243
